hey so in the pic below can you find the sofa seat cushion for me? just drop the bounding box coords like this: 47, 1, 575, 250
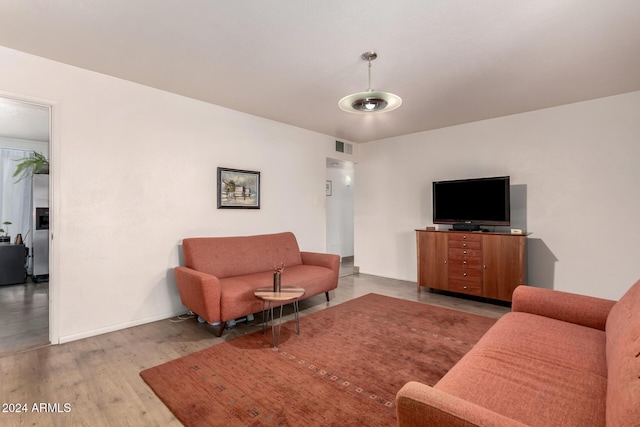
434, 312, 607, 427
219, 265, 336, 320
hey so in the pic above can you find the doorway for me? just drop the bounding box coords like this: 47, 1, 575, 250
0, 96, 51, 356
326, 158, 355, 277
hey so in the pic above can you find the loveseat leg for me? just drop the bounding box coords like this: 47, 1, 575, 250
216, 322, 226, 337
325, 292, 330, 302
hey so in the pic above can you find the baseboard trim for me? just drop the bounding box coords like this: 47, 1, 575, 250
58, 309, 183, 344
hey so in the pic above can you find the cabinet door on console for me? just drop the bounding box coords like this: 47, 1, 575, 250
417, 231, 448, 291
482, 234, 526, 301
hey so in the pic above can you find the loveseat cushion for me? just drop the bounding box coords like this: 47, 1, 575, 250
218, 264, 337, 321
182, 232, 303, 279
434, 312, 607, 427
605, 279, 640, 426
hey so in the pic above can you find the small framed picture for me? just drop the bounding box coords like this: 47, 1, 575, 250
326, 180, 332, 196
217, 167, 260, 209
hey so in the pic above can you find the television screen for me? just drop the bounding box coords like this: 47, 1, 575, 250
432, 176, 510, 229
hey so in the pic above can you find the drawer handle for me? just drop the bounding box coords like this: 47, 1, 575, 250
463, 235, 467, 239
463, 261, 468, 265
463, 250, 467, 254
463, 285, 468, 290
444, 260, 447, 264
462, 243, 467, 247
463, 272, 467, 277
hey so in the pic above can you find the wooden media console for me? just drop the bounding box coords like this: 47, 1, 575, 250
416, 229, 526, 302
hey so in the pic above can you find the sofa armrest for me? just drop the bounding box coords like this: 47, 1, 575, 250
396, 382, 527, 427
300, 251, 340, 272
511, 285, 616, 331
174, 266, 222, 323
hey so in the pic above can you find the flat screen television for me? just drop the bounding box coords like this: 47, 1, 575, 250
432, 176, 510, 231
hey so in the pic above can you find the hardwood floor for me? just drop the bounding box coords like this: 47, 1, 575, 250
0, 270, 509, 426
0, 280, 49, 357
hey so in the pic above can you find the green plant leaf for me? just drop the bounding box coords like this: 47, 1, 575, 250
12, 151, 49, 182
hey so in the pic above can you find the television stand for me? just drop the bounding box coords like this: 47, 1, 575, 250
416, 229, 527, 302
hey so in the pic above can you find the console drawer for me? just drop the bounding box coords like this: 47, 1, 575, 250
448, 239, 481, 250
449, 267, 482, 282
449, 248, 482, 259
448, 233, 482, 242
449, 280, 482, 296
448, 256, 482, 269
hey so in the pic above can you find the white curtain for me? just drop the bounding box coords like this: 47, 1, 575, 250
0, 148, 33, 247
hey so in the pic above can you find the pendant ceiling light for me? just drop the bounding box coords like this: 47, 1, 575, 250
338, 51, 402, 114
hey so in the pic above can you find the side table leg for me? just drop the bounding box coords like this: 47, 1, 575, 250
268, 301, 275, 346
294, 299, 301, 335
261, 300, 267, 334
275, 303, 284, 348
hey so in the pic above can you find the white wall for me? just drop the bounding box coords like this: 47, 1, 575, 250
0, 45, 351, 343
326, 164, 354, 259
355, 91, 640, 300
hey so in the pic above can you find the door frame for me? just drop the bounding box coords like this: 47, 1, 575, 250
0, 91, 59, 346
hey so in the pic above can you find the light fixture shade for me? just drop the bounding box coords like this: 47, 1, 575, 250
338, 90, 402, 114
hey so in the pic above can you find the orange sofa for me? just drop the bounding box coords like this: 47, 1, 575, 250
174, 232, 339, 336
396, 279, 640, 426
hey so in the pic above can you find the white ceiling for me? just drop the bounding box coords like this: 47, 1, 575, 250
0, 1, 639, 143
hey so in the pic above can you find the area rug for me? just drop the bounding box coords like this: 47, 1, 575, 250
141, 293, 497, 426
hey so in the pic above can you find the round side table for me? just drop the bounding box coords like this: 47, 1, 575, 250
254, 287, 305, 348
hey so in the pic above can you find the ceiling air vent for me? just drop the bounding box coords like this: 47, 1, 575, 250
336, 141, 352, 154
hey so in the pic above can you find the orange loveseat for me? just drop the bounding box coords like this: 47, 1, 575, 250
174, 232, 339, 336
396, 279, 640, 426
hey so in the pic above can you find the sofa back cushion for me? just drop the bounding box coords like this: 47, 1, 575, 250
182, 232, 303, 279
605, 278, 640, 426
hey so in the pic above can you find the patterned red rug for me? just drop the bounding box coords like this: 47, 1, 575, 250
140, 293, 496, 426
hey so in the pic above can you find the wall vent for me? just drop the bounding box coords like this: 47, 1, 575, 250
336, 141, 352, 154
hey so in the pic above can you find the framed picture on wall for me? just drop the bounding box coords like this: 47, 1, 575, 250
326, 180, 332, 196
217, 167, 260, 209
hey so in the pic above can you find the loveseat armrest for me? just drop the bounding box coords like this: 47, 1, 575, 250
300, 251, 340, 272
396, 382, 528, 427
174, 267, 222, 323
511, 285, 616, 331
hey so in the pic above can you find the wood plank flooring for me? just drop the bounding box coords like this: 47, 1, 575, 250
0, 280, 49, 357
0, 270, 509, 426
